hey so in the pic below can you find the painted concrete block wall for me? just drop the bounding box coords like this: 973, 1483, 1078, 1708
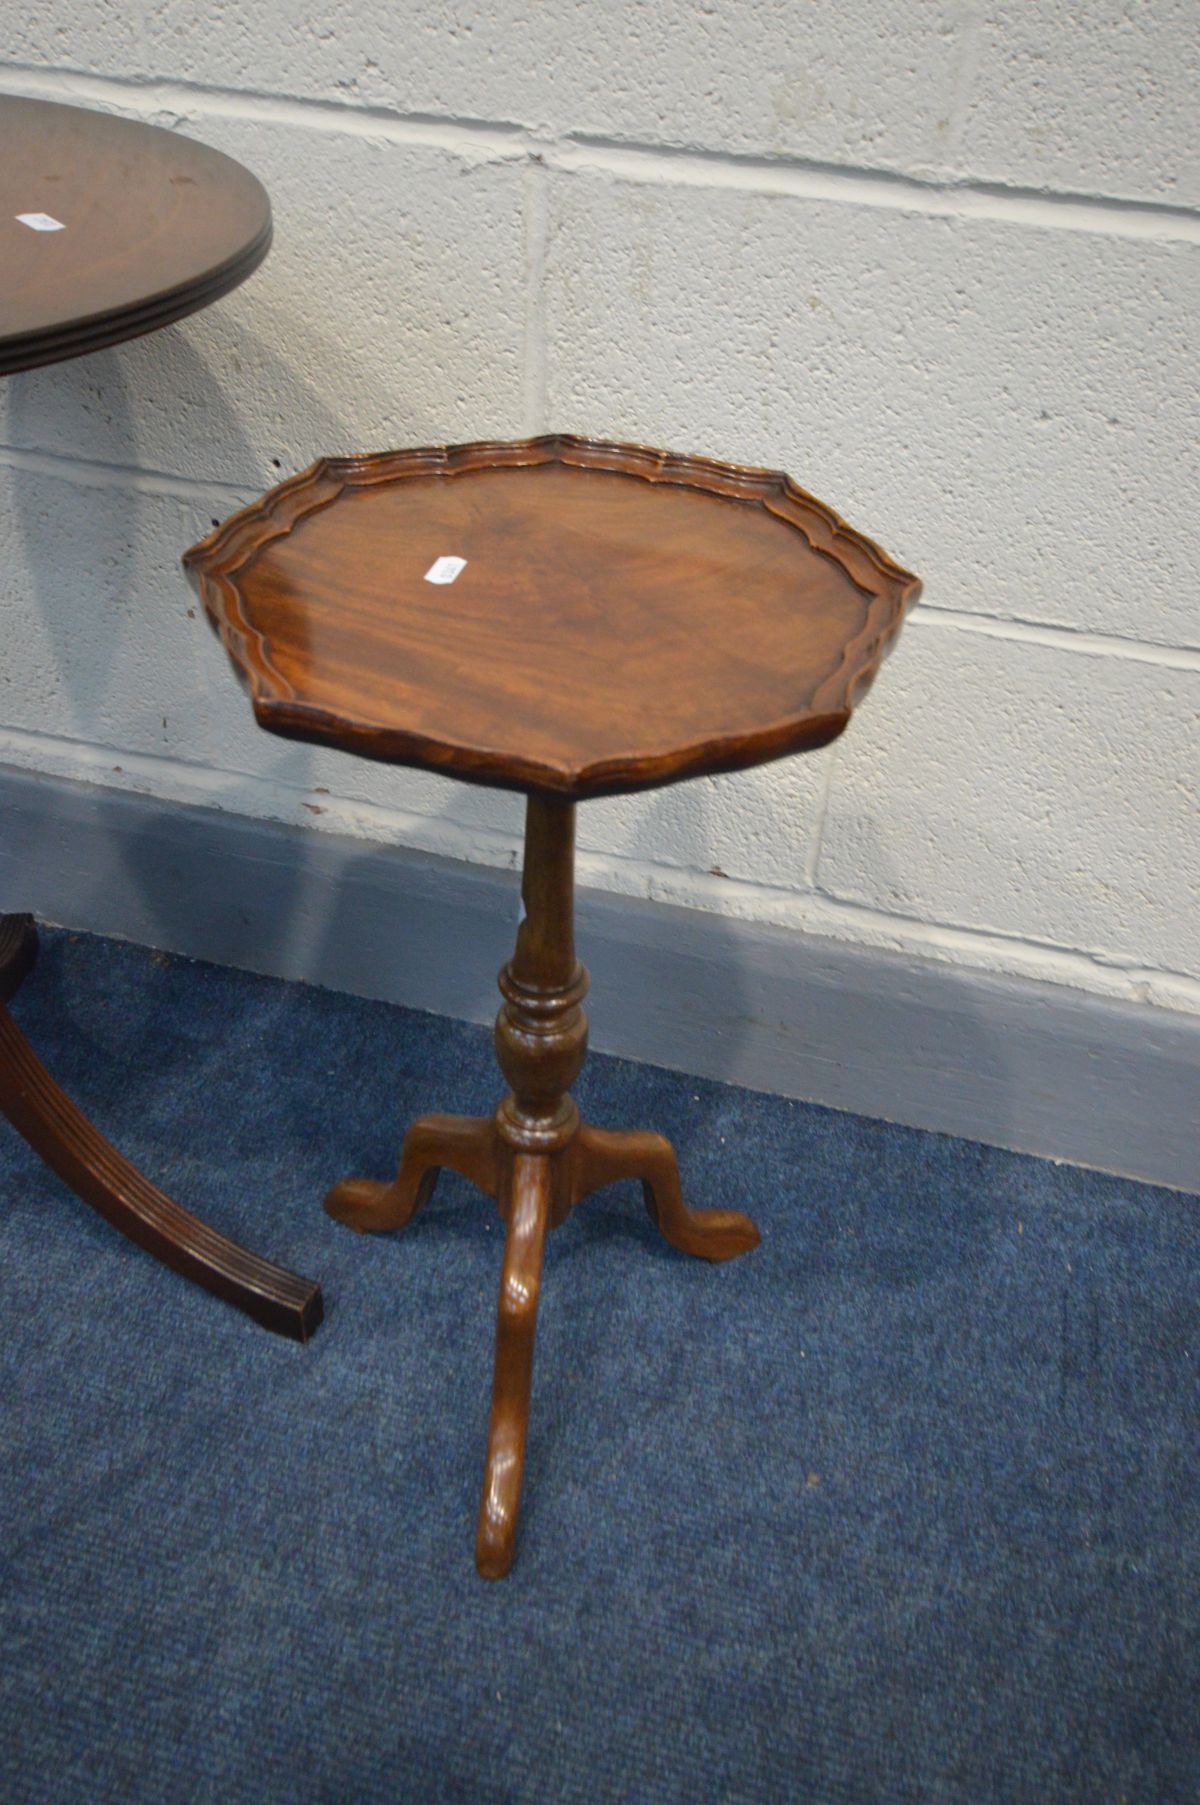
1, 7, 1197, 1022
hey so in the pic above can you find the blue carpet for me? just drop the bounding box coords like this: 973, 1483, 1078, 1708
0, 927, 1196, 1803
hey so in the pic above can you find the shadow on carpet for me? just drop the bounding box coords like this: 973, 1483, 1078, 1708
0, 928, 1196, 1804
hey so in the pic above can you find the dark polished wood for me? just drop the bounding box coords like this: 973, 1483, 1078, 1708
0, 95, 270, 376
0, 912, 38, 1005
196, 435, 918, 1570
184, 434, 920, 800
0, 917, 320, 1339
0, 96, 318, 1337
327, 796, 762, 1577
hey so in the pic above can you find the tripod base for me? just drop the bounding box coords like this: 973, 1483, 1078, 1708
327, 1111, 758, 1579
324, 796, 759, 1577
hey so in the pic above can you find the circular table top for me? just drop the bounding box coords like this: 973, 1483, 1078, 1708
185, 435, 920, 800
0, 95, 270, 376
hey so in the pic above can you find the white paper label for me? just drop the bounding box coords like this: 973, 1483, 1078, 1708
423, 555, 466, 585
16, 213, 65, 232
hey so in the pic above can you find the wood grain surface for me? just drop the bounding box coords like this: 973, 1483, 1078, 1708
185, 435, 920, 800
0, 94, 270, 375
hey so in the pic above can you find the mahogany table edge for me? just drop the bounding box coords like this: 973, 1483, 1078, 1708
182, 431, 921, 800
0, 218, 273, 378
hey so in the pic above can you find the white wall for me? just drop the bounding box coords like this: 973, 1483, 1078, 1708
2, 4, 1197, 1015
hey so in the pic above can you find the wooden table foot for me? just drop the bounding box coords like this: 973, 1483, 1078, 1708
325, 1112, 499, 1231
0, 917, 323, 1341
570, 1122, 760, 1262
475, 1151, 551, 1579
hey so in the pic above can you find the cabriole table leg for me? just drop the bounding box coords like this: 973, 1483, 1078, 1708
476, 1149, 551, 1579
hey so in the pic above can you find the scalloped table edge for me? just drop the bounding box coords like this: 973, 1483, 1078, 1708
184, 433, 922, 799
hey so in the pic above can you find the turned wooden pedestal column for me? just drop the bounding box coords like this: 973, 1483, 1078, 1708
326, 797, 759, 1575
184, 433, 920, 1572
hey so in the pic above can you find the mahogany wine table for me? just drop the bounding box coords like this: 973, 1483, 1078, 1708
185, 434, 921, 1573
0, 94, 321, 1339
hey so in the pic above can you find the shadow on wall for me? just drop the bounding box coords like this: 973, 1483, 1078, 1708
8, 347, 137, 723
6, 319, 340, 954
2, 317, 534, 981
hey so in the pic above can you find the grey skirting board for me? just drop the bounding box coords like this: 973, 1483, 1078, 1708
1, 761, 1195, 1193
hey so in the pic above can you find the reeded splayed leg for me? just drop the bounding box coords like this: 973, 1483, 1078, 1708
325, 1112, 499, 1231
0, 915, 322, 1341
